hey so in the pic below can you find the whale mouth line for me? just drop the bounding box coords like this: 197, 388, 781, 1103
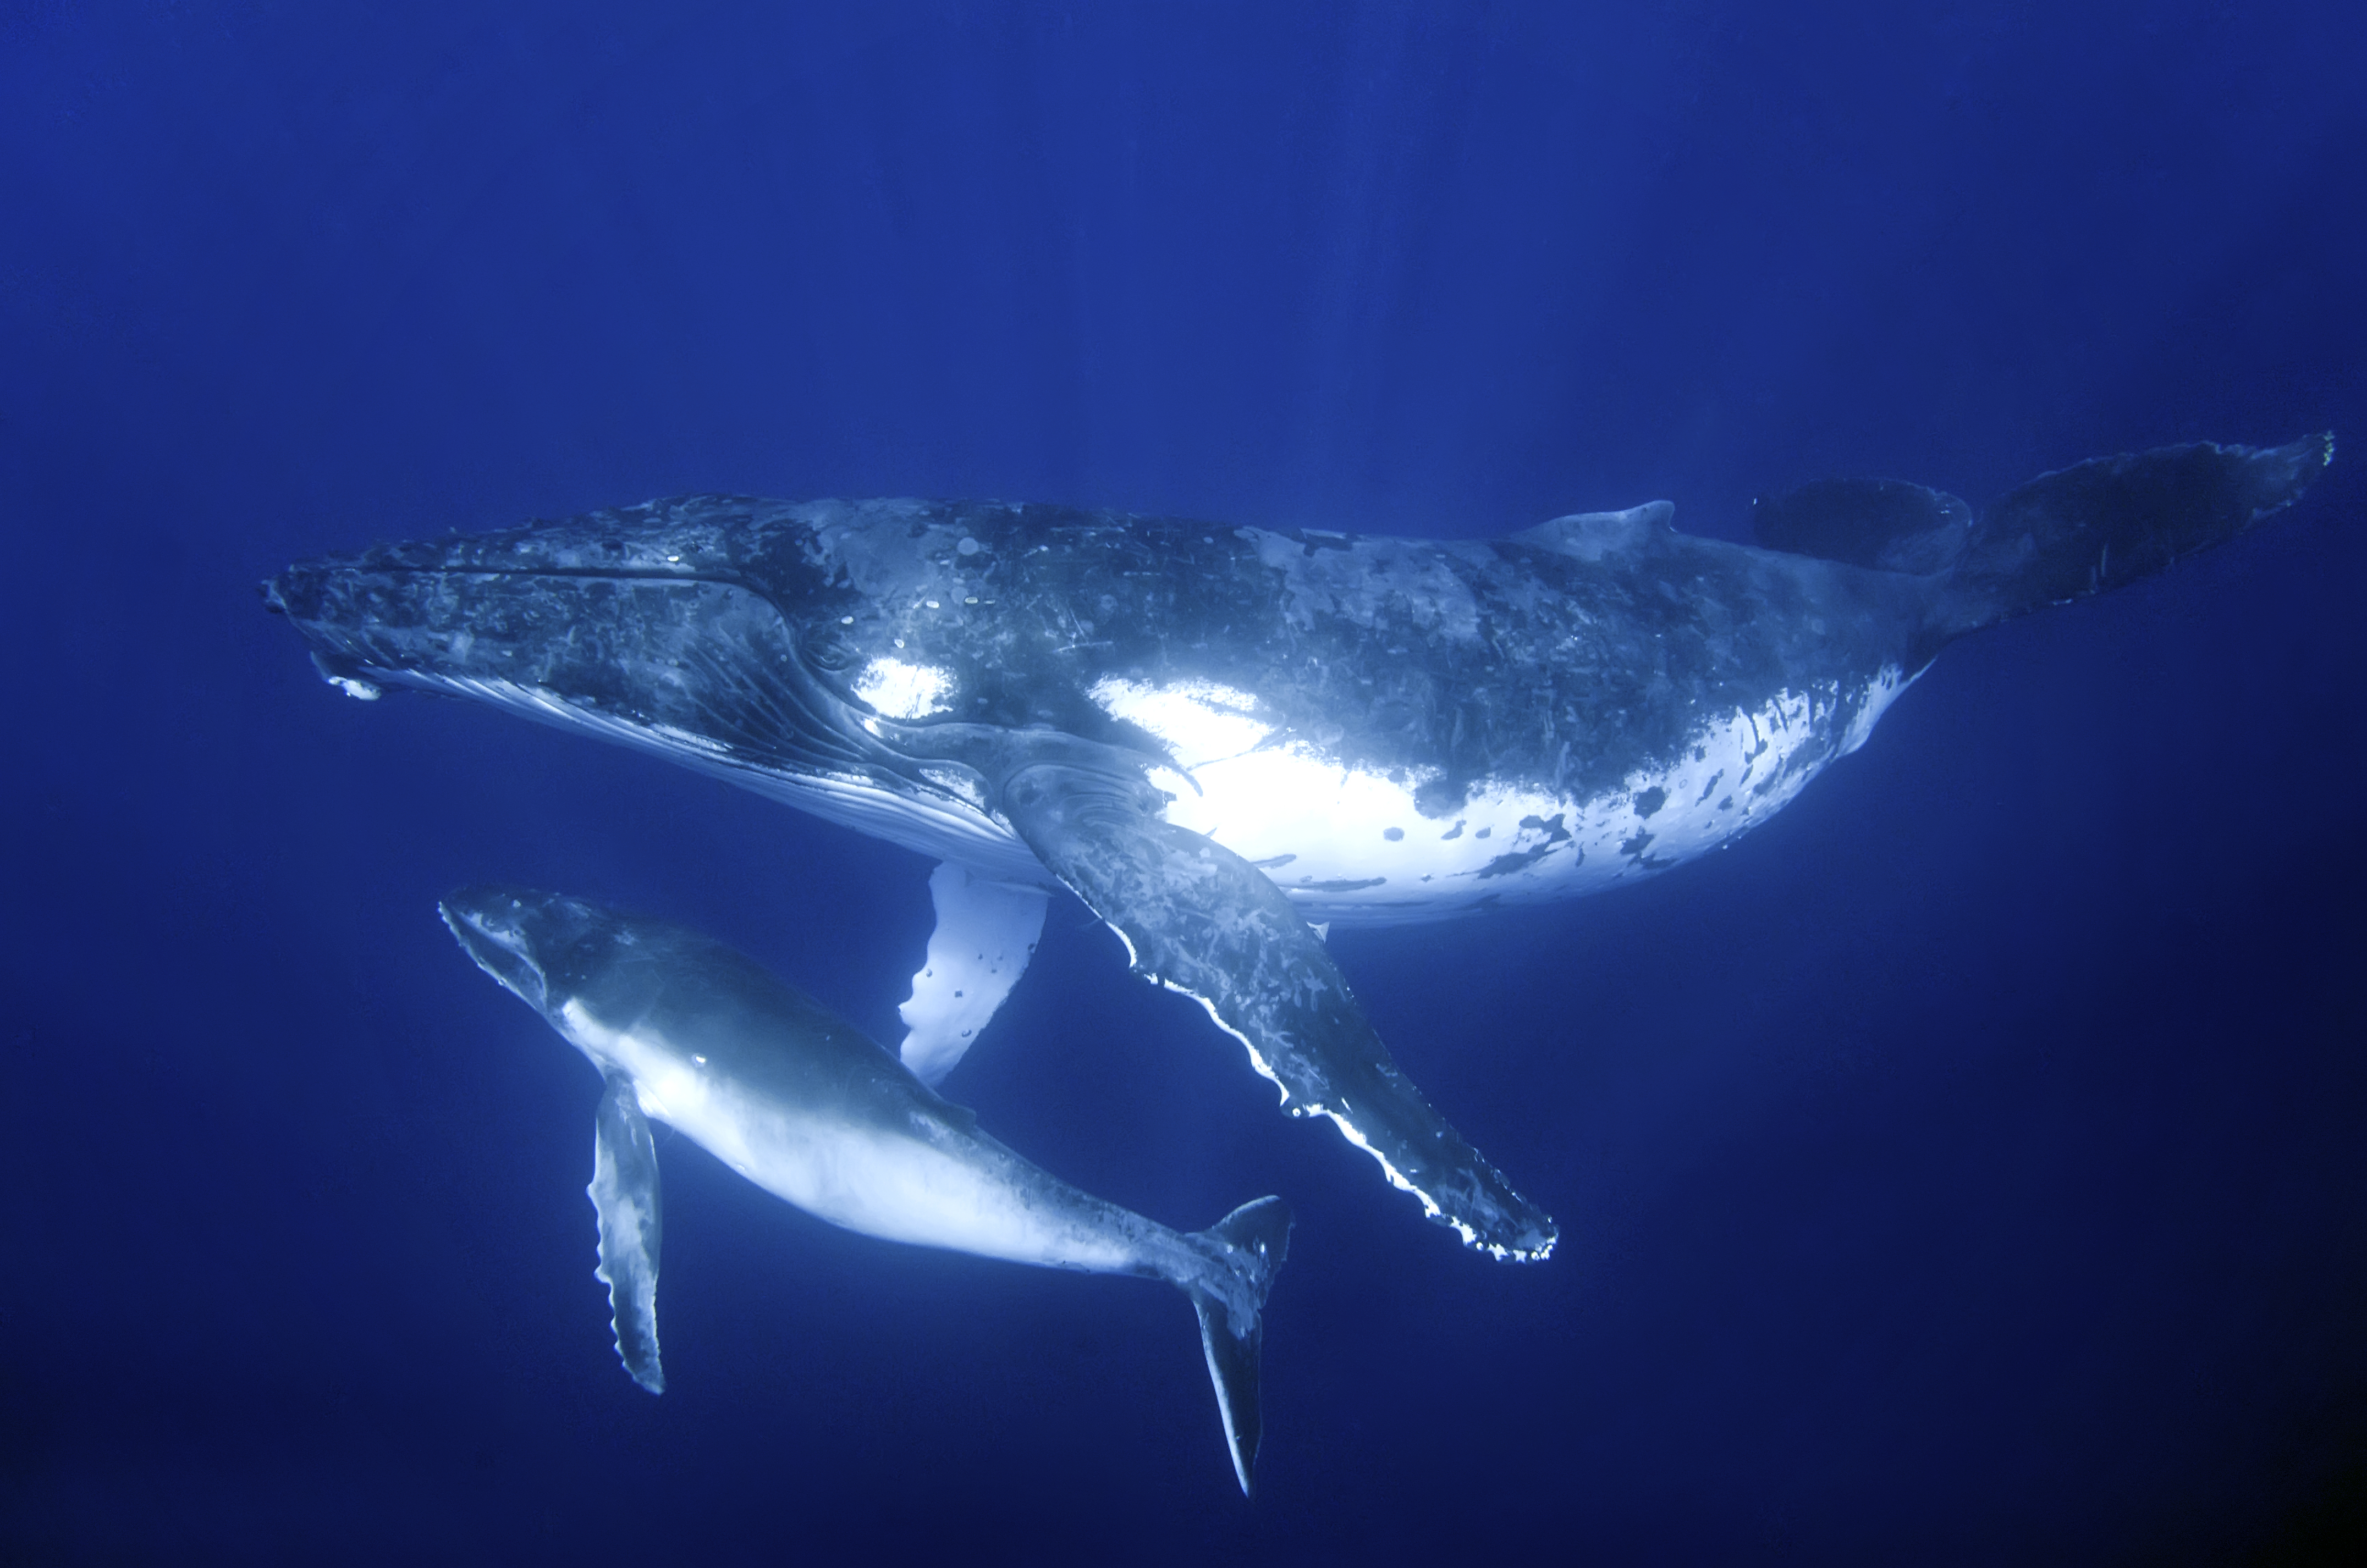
438, 897, 550, 1014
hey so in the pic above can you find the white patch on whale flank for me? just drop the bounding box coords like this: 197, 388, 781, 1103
1125, 666, 1917, 922
1088, 676, 1270, 769
852, 656, 955, 720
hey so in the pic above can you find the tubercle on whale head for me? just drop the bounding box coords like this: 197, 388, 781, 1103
264, 539, 716, 687
261, 490, 840, 651
261, 517, 907, 781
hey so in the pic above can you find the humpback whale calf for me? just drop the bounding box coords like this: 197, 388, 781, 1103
439, 886, 1293, 1495
268, 434, 2332, 1261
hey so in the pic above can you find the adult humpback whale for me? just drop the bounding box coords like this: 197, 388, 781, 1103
266, 434, 2332, 1261
439, 886, 1292, 1495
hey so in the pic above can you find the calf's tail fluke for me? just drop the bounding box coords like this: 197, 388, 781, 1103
1186, 1196, 1293, 1497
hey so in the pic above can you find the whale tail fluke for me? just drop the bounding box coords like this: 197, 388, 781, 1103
1186, 1196, 1293, 1498
1755, 434, 2335, 648
1932, 433, 2335, 640
1753, 474, 1976, 576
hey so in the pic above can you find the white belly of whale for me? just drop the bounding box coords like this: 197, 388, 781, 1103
1098, 668, 1914, 924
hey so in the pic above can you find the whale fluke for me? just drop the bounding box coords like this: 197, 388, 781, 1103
1188, 1195, 1293, 1497
1753, 477, 1973, 576
1757, 435, 2333, 611
1938, 433, 2335, 635
1755, 435, 2333, 655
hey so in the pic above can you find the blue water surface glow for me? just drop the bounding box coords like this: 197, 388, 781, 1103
4, 3, 2363, 1562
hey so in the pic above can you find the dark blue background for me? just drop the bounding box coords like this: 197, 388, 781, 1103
5, 3, 2363, 1561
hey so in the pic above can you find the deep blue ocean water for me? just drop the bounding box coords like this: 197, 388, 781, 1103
5, 4, 2364, 1561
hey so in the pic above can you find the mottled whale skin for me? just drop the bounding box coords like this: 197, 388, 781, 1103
267, 434, 2332, 1261
441, 886, 1293, 1495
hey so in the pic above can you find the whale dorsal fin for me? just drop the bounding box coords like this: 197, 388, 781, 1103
590, 1069, 665, 1394
1510, 500, 1676, 561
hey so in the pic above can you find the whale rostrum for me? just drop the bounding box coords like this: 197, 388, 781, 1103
271, 434, 2332, 1260
440, 886, 1293, 1495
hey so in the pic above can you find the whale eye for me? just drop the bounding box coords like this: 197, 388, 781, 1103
802, 621, 860, 672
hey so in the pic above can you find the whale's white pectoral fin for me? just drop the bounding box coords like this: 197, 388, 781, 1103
896, 861, 1049, 1086
990, 756, 1557, 1261
589, 1069, 664, 1394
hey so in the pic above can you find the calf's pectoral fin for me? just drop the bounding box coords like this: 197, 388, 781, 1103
589, 1069, 665, 1393
995, 759, 1557, 1262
